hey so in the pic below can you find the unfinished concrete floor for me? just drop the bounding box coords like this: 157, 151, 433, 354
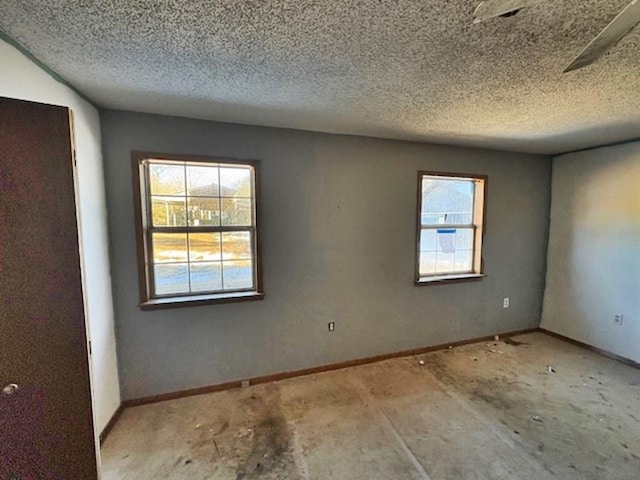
101, 332, 640, 479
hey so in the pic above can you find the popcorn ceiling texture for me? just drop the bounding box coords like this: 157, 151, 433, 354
1, 0, 638, 154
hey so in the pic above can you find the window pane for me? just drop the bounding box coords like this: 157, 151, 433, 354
417, 175, 484, 280
422, 177, 474, 225
154, 263, 189, 295
151, 196, 187, 226
189, 233, 221, 262
435, 252, 455, 274
419, 251, 436, 276
455, 250, 473, 272
188, 197, 221, 226
223, 260, 253, 289
152, 233, 188, 263
454, 228, 474, 250
419, 228, 476, 276
142, 158, 260, 299
220, 166, 252, 197
187, 165, 219, 197
222, 232, 252, 259
221, 198, 252, 226
434, 228, 473, 274
190, 262, 222, 292
419, 229, 437, 252
149, 163, 185, 196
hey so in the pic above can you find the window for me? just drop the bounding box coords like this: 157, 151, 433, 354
132, 152, 263, 309
416, 172, 486, 284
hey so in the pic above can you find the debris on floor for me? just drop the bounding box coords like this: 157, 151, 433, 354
100, 333, 640, 480
547, 366, 557, 374
237, 428, 254, 439
504, 337, 529, 346
419, 360, 425, 366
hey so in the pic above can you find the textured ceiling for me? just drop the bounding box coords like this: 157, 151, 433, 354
1, 0, 639, 154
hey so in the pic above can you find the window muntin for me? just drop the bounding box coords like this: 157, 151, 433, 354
416, 173, 485, 282
135, 155, 260, 303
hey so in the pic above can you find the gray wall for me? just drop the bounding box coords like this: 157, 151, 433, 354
542, 141, 640, 363
101, 111, 551, 400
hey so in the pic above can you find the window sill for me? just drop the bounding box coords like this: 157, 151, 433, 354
139, 291, 265, 310
415, 273, 485, 286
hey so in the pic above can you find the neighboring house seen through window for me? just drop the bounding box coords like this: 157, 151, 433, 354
132, 152, 263, 309
416, 172, 486, 284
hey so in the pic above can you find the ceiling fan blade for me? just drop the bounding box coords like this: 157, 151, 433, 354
473, 0, 531, 24
564, 0, 640, 73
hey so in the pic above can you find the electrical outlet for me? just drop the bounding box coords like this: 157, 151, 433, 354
503, 297, 510, 309
613, 314, 623, 326
328, 321, 335, 332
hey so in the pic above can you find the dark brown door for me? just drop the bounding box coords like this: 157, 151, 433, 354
0, 98, 97, 479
